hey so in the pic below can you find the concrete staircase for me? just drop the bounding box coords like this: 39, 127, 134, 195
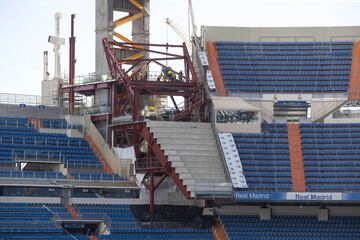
146, 121, 233, 199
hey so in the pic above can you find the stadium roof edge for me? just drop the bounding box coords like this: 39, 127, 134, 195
201, 25, 360, 43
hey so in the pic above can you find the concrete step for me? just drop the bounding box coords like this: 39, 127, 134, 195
165, 149, 219, 157
146, 120, 233, 199
160, 144, 217, 151
186, 184, 233, 192
149, 127, 212, 135
171, 161, 222, 168
175, 167, 226, 174
168, 156, 221, 163
180, 173, 227, 181
153, 132, 213, 140
183, 178, 230, 186
156, 138, 216, 146
146, 121, 211, 129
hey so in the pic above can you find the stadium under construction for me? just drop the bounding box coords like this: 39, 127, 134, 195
1, 0, 360, 239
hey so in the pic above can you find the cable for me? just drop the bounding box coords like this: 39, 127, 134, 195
42, 204, 79, 240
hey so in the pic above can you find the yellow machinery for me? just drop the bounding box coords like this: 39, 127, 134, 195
113, 0, 145, 61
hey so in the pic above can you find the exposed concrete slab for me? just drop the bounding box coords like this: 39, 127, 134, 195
153, 132, 213, 139
161, 144, 218, 151
169, 155, 222, 163
149, 127, 213, 134
156, 138, 216, 146
165, 149, 219, 157
171, 161, 222, 168
175, 167, 226, 174
146, 121, 212, 128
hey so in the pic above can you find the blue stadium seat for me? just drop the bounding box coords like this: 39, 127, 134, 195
215, 41, 353, 93
232, 123, 292, 191
300, 123, 360, 192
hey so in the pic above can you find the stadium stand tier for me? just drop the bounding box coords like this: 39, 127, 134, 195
0, 202, 89, 240
76, 204, 214, 240
221, 215, 360, 240
232, 123, 292, 191
0, 117, 125, 181
230, 122, 360, 193
215, 41, 353, 93
300, 123, 360, 192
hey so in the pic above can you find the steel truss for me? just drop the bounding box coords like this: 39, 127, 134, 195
112, 121, 191, 214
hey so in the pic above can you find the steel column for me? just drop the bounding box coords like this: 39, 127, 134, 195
68, 14, 76, 114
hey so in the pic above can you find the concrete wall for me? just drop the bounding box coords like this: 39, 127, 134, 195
217, 205, 360, 217
41, 79, 62, 106
39, 128, 83, 138
311, 97, 348, 122
70, 197, 141, 205
95, 0, 150, 76
202, 26, 360, 43
65, 115, 85, 126
0, 104, 65, 119
247, 100, 274, 123
215, 122, 261, 133
95, 0, 114, 76
324, 114, 360, 123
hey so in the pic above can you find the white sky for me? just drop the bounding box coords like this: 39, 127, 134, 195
0, 0, 360, 95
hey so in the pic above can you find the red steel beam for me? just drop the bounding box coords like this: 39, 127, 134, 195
91, 114, 110, 122
138, 124, 190, 199
111, 122, 190, 198
68, 14, 76, 114
62, 81, 115, 93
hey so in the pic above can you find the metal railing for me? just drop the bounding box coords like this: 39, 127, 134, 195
333, 109, 360, 119
0, 93, 58, 106
213, 89, 350, 98
85, 105, 111, 115
0, 118, 31, 128
41, 121, 83, 131
64, 161, 102, 170
12, 150, 64, 163
312, 97, 348, 122
63, 72, 112, 85
259, 36, 316, 43
0, 170, 65, 180
68, 171, 125, 182
0, 136, 84, 147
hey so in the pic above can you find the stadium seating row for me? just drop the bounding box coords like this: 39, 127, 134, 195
221, 215, 360, 240
215, 41, 353, 93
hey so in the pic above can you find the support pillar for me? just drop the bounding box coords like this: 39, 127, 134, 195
149, 171, 155, 215
95, 0, 114, 76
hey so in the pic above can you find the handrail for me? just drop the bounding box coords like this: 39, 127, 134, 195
0, 136, 84, 147
0, 170, 65, 180
259, 36, 316, 43
312, 97, 348, 122
12, 150, 65, 163
0, 119, 31, 128
0, 169, 126, 182
0, 92, 57, 106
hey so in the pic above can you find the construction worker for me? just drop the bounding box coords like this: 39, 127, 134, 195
168, 69, 176, 81
178, 70, 183, 82
142, 71, 148, 81
157, 72, 164, 81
